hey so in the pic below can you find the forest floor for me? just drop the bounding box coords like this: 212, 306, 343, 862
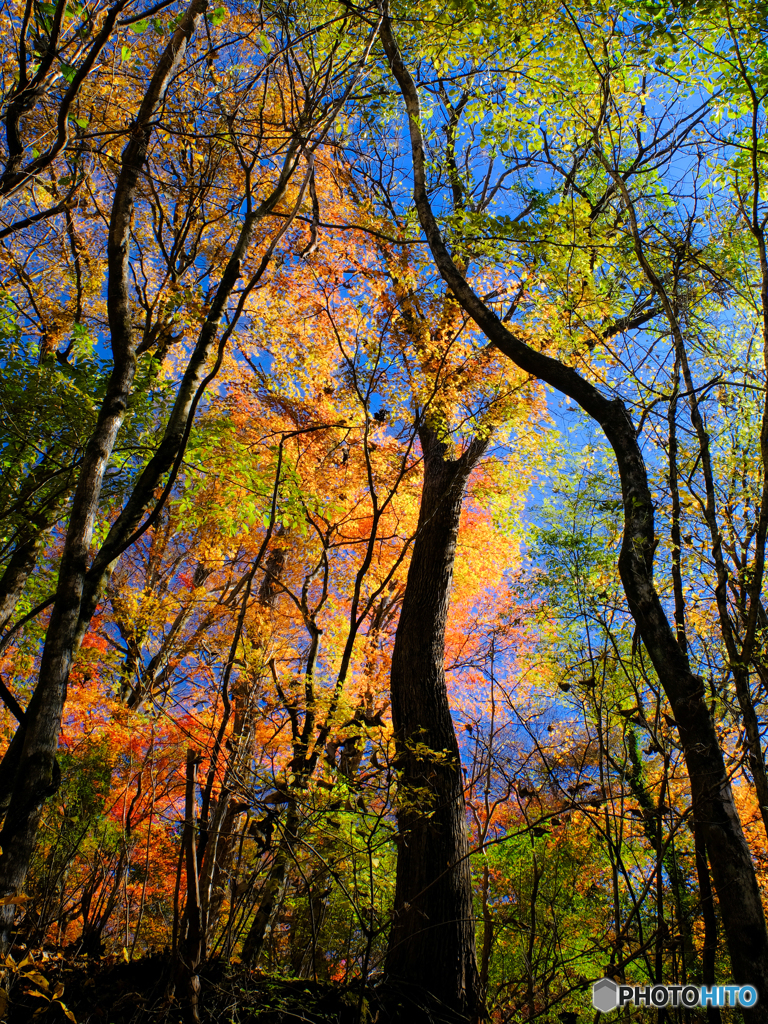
2, 949, 474, 1024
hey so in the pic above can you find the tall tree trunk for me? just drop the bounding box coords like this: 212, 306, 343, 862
379, 13, 768, 1011
178, 749, 203, 1024
385, 425, 486, 1019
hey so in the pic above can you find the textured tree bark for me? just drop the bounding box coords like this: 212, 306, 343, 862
696, 831, 723, 1024
178, 749, 203, 1024
384, 425, 486, 1019
379, 9, 768, 1011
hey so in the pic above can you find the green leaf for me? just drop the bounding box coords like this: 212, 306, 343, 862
131, 18, 148, 33
121, 45, 132, 61
211, 6, 228, 26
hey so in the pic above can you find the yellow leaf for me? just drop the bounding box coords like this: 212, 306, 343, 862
25, 972, 49, 989
55, 999, 77, 1022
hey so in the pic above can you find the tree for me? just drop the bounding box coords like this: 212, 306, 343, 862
379, 0, 768, 1007
5, 2, 768, 1021
385, 424, 487, 1017
0, 0, 382, 949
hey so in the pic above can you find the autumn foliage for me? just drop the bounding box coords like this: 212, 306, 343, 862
3, 0, 768, 1022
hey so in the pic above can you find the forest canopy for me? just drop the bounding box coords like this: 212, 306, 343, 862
1, 0, 768, 1021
